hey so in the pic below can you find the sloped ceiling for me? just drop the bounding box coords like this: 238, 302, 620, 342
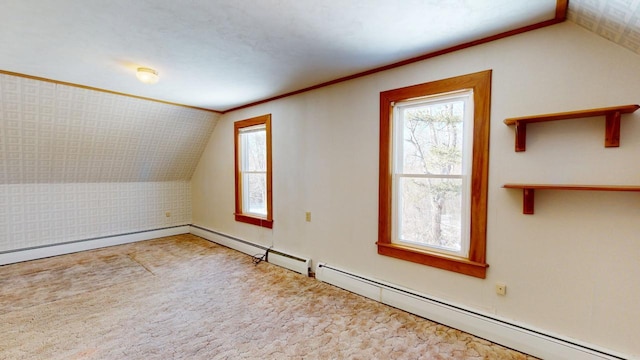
0, 74, 219, 184
568, 0, 640, 55
4, 1, 639, 187
0, 1, 560, 112
0, 1, 565, 187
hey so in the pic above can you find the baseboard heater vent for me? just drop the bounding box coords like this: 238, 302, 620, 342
315, 263, 627, 360
189, 225, 310, 276
267, 250, 310, 276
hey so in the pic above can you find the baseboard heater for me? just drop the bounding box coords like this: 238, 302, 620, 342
315, 263, 628, 360
189, 225, 311, 276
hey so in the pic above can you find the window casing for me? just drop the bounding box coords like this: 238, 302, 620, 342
234, 114, 273, 228
378, 71, 491, 278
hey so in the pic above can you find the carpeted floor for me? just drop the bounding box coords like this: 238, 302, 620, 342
0, 234, 538, 359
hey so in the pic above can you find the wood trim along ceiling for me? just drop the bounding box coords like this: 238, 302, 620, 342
1, 1, 568, 114
0, 69, 221, 114
223, 0, 568, 113
556, 0, 569, 20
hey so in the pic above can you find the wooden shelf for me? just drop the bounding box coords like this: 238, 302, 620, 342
504, 104, 640, 152
503, 184, 640, 214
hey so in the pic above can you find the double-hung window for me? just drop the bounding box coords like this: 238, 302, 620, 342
234, 114, 273, 228
393, 91, 473, 258
378, 71, 491, 278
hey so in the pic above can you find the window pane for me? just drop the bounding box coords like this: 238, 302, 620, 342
234, 114, 272, 228
401, 100, 464, 175
398, 177, 462, 252
243, 172, 267, 215
241, 129, 266, 172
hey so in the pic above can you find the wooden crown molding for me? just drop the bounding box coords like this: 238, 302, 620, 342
0, 69, 221, 114
1, 1, 568, 115
223, 0, 568, 114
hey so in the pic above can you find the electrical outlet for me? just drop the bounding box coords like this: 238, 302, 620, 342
165, 211, 171, 217
495, 283, 507, 296
305, 212, 311, 222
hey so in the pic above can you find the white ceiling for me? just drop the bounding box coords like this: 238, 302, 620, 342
1, 1, 559, 112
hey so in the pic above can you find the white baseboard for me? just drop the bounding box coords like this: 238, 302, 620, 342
0, 226, 190, 266
316, 263, 628, 360
189, 225, 310, 275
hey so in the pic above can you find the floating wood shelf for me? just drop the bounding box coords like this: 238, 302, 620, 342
503, 184, 640, 214
504, 104, 640, 152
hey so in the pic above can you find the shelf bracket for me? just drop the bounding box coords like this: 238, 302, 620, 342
514, 121, 527, 152
522, 188, 534, 214
605, 111, 621, 147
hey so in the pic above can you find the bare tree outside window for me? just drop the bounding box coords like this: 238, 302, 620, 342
394, 94, 472, 256
241, 127, 267, 216
378, 70, 491, 278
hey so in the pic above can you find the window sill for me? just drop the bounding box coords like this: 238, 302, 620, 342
376, 242, 488, 278
235, 214, 273, 229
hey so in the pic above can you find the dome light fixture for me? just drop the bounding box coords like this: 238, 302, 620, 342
136, 67, 159, 84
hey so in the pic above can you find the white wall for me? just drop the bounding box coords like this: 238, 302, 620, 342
192, 22, 640, 357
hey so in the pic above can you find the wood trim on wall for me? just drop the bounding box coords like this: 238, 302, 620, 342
233, 114, 273, 229
556, 0, 569, 21
1, 1, 567, 115
223, 0, 567, 114
377, 70, 492, 279
0, 70, 221, 114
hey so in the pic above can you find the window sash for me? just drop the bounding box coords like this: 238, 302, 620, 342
239, 127, 266, 172
239, 126, 267, 217
391, 91, 473, 258
234, 114, 273, 229
241, 171, 267, 216
238, 124, 266, 134
393, 175, 467, 257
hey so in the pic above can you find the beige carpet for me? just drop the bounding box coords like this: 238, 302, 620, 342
0, 234, 538, 359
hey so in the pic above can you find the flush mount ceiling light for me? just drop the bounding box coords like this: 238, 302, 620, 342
136, 67, 159, 84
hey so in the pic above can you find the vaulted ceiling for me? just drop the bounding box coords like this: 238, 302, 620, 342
1, 0, 562, 112
2, 0, 639, 186
2, 1, 638, 113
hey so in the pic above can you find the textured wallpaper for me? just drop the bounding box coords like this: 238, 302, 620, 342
0, 73, 219, 252
0, 181, 191, 252
0, 73, 219, 184
569, 0, 640, 55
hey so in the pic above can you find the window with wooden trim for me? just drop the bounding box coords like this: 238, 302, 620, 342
378, 70, 491, 278
234, 114, 273, 228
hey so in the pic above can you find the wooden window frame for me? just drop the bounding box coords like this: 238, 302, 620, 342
234, 114, 273, 229
378, 70, 491, 278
